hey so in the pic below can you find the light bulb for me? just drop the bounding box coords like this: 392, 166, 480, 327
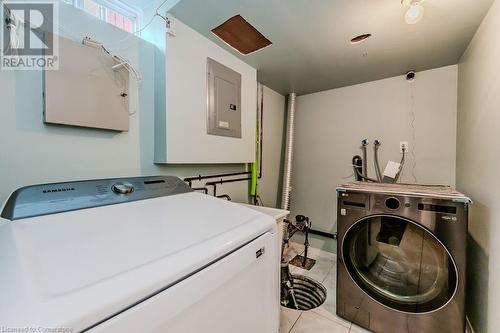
405, 3, 425, 24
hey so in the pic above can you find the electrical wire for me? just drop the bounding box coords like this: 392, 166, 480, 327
102, 0, 171, 47
394, 148, 406, 183
83, 37, 142, 85
134, 12, 165, 36
3, 1, 155, 118
3, 5, 20, 54
83, 37, 141, 115
409, 83, 418, 183
137, 0, 171, 33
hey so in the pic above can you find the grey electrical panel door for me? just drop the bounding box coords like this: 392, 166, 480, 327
207, 58, 242, 138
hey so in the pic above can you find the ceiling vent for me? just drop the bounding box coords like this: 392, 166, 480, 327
211, 15, 272, 55
350, 34, 372, 44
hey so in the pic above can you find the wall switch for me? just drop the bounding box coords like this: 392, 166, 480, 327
400, 141, 409, 153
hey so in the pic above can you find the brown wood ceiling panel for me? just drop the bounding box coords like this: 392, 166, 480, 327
211, 15, 272, 55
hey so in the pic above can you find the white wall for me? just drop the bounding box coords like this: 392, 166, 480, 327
156, 18, 257, 164
457, 1, 500, 331
291, 66, 458, 234
256, 86, 286, 208
186, 85, 286, 205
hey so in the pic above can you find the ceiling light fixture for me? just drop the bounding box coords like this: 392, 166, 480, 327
350, 33, 372, 44
404, 2, 425, 25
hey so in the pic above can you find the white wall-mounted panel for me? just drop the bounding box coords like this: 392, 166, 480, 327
44, 35, 130, 132
155, 18, 257, 164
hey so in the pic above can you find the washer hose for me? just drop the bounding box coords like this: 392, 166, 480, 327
361, 139, 368, 180
353, 156, 378, 182
374, 140, 383, 182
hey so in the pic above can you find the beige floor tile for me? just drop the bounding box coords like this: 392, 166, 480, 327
349, 323, 372, 333
313, 307, 351, 329
307, 246, 337, 261
290, 252, 335, 283
290, 311, 350, 333
280, 307, 302, 333
311, 268, 351, 328
283, 242, 305, 262
290, 264, 302, 274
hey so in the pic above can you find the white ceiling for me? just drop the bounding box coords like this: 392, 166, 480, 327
167, 0, 494, 95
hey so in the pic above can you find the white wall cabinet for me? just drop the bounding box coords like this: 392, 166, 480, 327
155, 18, 257, 164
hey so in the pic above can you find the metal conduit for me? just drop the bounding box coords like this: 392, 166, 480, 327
280, 93, 297, 256
281, 93, 297, 212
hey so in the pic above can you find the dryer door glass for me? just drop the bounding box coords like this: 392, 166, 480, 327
342, 215, 458, 313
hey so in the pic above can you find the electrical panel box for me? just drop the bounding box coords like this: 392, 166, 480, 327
207, 58, 242, 138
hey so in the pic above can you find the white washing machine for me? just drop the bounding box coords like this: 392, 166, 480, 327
0, 176, 279, 332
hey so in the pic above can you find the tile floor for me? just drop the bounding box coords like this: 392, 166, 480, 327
280, 242, 369, 333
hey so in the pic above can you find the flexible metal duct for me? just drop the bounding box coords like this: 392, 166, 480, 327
281, 93, 296, 211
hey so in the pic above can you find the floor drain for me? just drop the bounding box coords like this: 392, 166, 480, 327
289, 255, 316, 270
282, 274, 327, 310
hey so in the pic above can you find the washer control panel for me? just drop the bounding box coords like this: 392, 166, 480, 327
1, 176, 193, 221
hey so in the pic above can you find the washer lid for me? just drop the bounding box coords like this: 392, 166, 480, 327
0, 190, 274, 331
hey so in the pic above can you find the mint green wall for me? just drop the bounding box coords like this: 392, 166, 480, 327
0, 2, 250, 204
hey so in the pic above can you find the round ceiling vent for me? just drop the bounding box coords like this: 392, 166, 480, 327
350, 34, 372, 44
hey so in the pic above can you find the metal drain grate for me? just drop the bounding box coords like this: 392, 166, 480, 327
289, 255, 316, 270
282, 274, 327, 310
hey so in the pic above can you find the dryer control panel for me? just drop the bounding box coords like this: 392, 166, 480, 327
1, 176, 193, 221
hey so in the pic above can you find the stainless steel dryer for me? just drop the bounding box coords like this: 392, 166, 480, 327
336, 182, 470, 333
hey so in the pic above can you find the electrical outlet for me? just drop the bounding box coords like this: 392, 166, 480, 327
400, 141, 409, 153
